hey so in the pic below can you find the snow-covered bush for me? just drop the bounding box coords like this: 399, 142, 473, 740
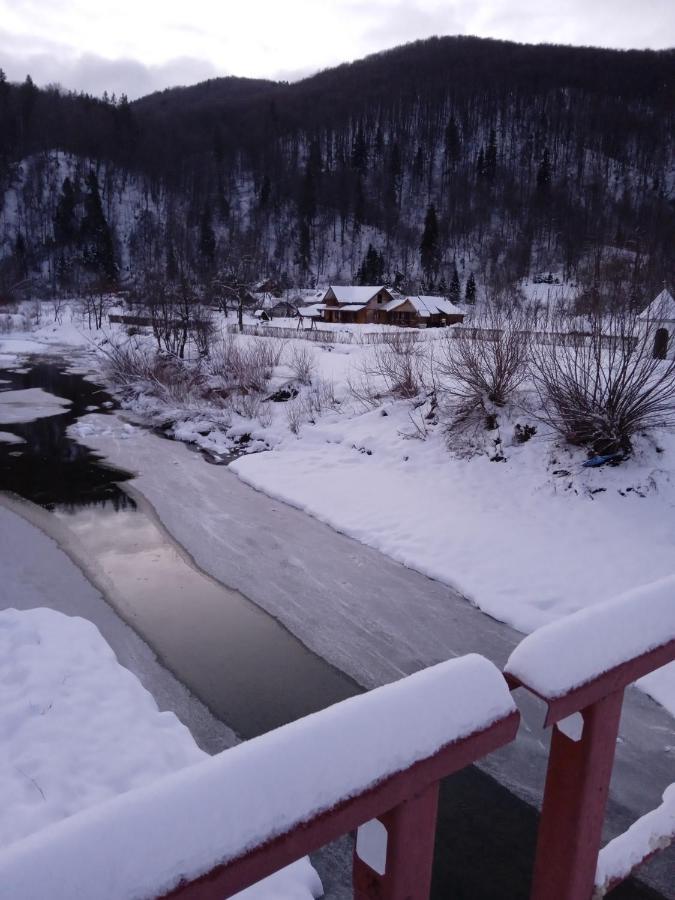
359, 332, 426, 399
434, 307, 530, 432
209, 336, 284, 394
288, 344, 316, 385
100, 339, 159, 386
530, 309, 675, 455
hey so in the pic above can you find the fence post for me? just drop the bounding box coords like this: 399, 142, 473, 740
353, 781, 439, 900
530, 689, 624, 900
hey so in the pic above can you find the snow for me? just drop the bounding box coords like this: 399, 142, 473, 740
228, 397, 675, 716
595, 783, 675, 894
0, 431, 25, 444
0, 607, 204, 847
355, 819, 388, 875
326, 286, 385, 305
504, 576, 675, 700
639, 288, 675, 323
0, 387, 71, 423
0, 654, 513, 900
0, 553, 319, 900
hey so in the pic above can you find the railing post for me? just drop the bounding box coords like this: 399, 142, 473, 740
530, 689, 625, 900
353, 781, 440, 900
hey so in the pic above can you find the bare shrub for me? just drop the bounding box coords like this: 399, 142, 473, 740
99, 339, 158, 386
99, 339, 200, 403
286, 398, 304, 434
358, 331, 426, 398
303, 378, 338, 418
288, 344, 316, 385
209, 336, 283, 394
257, 404, 273, 428
531, 307, 675, 455
232, 391, 263, 420
434, 307, 530, 431
347, 370, 382, 410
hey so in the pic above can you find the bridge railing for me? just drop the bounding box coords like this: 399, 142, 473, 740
505, 581, 675, 900
0, 654, 518, 900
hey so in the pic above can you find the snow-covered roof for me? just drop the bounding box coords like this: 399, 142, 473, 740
417, 295, 464, 316
340, 304, 365, 312
326, 285, 385, 305
299, 305, 323, 317
384, 295, 464, 318
639, 288, 675, 322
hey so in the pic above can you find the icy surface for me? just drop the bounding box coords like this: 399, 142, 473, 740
0, 654, 512, 900
595, 783, 675, 893
505, 577, 675, 699
0, 499, 235, 754
0, 387, 71, 423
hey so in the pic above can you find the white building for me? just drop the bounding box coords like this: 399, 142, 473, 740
639, 288, 675, 359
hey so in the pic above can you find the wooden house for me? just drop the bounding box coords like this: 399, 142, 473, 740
383, 295, 465, 328
318, 285, 466, 328
321, 286, 395, 324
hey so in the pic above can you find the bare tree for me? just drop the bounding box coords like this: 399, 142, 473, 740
434, 307, 530, 430
530, 306, 675, 454
358, 331, 426, 399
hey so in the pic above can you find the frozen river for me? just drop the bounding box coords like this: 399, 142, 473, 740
0, 355, 670, 898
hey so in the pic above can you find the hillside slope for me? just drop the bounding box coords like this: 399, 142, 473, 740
0, 36, 673, 299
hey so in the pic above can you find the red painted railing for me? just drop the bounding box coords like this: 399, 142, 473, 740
0, 616, 671, 899
164, 708, 519, 900
506, 637, 675, 900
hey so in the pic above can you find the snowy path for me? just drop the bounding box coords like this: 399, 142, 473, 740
72, 415, 675, 857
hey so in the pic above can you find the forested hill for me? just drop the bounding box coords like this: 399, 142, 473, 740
1, 36, 673, 303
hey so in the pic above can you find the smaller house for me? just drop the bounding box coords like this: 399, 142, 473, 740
269, 300, 299, 319
639, 288, 675, 359
383, 295, 465, 328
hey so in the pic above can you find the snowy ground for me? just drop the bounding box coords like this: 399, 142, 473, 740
2, 305, 674, 715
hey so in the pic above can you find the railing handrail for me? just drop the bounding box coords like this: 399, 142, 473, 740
505, 582, 675, 900
0, 654, 517, 900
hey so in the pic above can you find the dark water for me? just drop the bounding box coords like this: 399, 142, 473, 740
0, 361, 134, 508
0, 360, 358, 738
0, 360, 664, 899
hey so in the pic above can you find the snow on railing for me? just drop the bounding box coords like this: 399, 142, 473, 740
505, 577, 675, 900
594, 783, 675, 898
0, 654, 518, 900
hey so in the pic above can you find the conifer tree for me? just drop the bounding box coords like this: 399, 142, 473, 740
444, 116, 460, 166
419, 204, 439, 282
54, 177, 77, 245
536, 147, 552, 192
80, 171, 116, 281
476, 146, 486, 180
449, 263, 461, 305
357, 244, 385, 284
485, 128, 497, 182
465, 272, 477, 304
199, 202, 216, 269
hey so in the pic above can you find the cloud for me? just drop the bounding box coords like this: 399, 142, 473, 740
0, 0, 672, 101
0, 43, 220, 99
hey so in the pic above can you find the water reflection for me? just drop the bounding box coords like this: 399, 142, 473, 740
0, 361, 133, 507
1, 359, 358, 738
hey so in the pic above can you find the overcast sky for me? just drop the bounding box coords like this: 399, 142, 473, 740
1, 0, 673, 100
